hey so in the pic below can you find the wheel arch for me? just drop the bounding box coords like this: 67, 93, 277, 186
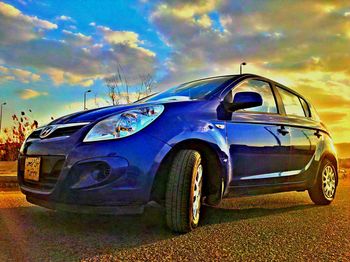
321, 152, 339, 179
310, 151, 339, 188
322, 152, 338, 168
150, 138, 228, 204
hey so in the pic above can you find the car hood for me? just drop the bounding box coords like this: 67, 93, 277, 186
49, 100, 201, 125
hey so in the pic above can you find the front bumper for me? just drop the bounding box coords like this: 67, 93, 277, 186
26, 195, 144, 215
18, 130, 171, 214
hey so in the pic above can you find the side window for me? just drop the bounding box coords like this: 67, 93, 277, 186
230, 79, 277, 113
277, 87, 305, 117
299, 97, 311, 117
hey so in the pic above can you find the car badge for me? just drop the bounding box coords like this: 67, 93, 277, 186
39, 125, 57, 139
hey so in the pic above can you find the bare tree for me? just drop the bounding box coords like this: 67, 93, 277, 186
104, 63, 154, 105
137, 73, 154, 100
104, 73, 121, 106
93, 92, 100, 108
118, 65, 130, 104
104, 64, 132, 105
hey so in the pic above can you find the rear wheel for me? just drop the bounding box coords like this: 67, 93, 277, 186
165, 149, 203, 233
308, 159, 337, 205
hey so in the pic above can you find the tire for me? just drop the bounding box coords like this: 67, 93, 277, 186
308, 159, 337, 205
165, 149, 203, 233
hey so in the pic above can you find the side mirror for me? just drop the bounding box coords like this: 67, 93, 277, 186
224, 91, 263, 112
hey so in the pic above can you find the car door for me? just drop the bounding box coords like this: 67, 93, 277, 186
224, 78, 292, 187
274, 86, 318, 182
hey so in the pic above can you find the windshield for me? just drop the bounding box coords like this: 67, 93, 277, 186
140, 76, 232, 102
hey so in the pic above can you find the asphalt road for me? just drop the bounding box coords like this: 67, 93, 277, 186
1, 179, 349, 261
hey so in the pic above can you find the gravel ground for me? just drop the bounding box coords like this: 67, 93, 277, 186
0, 179, 349, 261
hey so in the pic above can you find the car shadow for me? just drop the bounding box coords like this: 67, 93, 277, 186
0, 203, 173, 261
200, 203, 318, 226
0, 199, 319, 260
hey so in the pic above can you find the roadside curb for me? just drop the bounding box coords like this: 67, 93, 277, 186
0, 175, 19, 190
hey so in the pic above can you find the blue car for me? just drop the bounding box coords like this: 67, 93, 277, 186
18, 74, 338, 232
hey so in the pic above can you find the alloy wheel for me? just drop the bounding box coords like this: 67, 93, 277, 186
192, 164, 203, 225
322, 164, 336, 200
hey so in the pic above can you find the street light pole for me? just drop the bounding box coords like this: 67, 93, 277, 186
240, 62, 247, 75
84, 90, 91, 110
0, 102, 7, 133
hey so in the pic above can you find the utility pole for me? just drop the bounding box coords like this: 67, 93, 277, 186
84, 90, 91, 110
0, 102, 7, 132
240, 62, 247, 74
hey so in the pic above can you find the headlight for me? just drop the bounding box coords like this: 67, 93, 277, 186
83, 105, 164, 142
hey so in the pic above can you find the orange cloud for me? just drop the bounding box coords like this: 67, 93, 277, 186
94, 25, 156, 57
18, 89, 48, 100
0, 66, 41, 83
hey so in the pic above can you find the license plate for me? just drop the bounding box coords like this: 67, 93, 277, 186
24, 157, 41, 181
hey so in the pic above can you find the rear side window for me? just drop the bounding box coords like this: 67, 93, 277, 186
299, 97, 311, 117
230, 79, 277, 113
277, 87, 305, 117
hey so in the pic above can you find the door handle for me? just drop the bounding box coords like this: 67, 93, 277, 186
314, 130, 322, 138
277, 126, 289, 136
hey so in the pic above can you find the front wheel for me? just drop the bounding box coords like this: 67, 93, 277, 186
165, 149, 203, 233
308, 159, 337, 205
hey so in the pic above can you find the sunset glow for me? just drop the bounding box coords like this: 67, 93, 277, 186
0, 0, 350, 143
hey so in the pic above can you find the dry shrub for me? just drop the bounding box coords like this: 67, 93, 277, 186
0, 111, 38, 161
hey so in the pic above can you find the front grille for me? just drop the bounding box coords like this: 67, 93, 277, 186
28, 123, 87, 139
28, 129, 41, 139
50, 126, 82, 137
19, 155, 65, 191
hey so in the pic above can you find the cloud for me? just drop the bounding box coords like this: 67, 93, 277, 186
195, 14, 212, 28
62, 29, 92, 46
152, 0, 220, 19
0, 37, 155, 86
0, 1, 21, 17
56, 15, 75, 23
95, 25, 156, 57
0, 65, 41, 83
0, 2, 156, 87
291, 76, 350, 110
1, 0, 349, 143
146, 0, 350, 143
150, 0, 350, 83
100, 28, 139, 45
318, 111, 347, 123
18, 88, 48, 99
0, 1, 57, 44
16, 0, 27, 5
12, 68, 41, 83
0, 75, 15, 81
45, 68, 94, 87
0, 65, 8, 74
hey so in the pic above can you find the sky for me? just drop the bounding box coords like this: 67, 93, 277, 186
0, 0, 350, 143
